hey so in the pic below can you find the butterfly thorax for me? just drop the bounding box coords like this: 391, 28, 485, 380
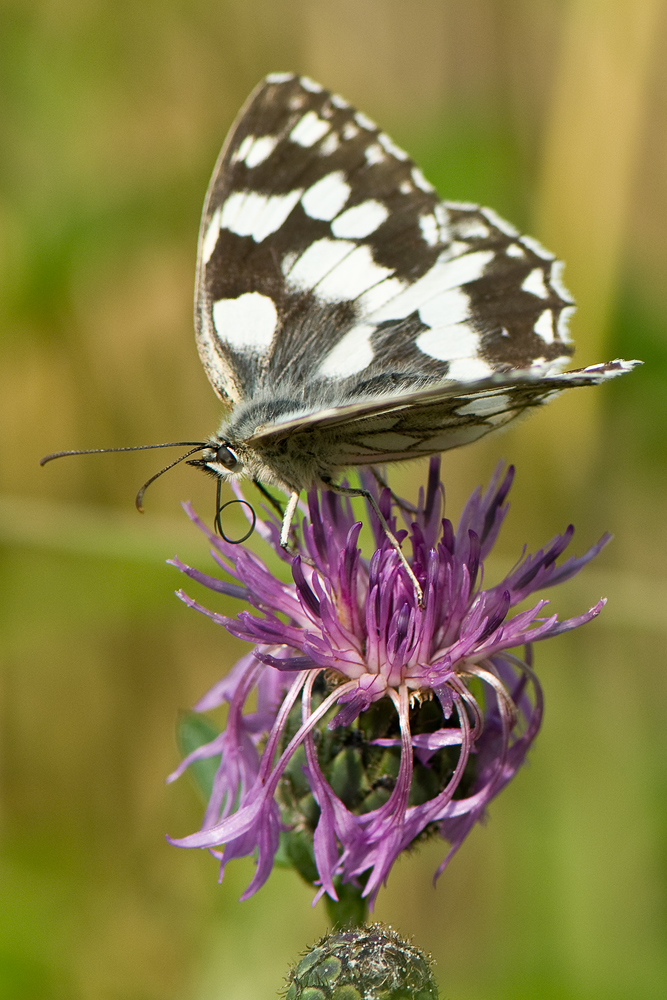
199, 431, 337, 495
195, 386, 341, 492
195, 374, 378, 491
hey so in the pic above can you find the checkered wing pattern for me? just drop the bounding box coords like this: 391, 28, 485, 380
195, 73, 638, 466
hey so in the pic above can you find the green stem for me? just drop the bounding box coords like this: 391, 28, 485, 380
324, 879, 369, 928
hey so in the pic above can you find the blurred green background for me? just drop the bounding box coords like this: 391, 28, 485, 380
1, 1, 666, 997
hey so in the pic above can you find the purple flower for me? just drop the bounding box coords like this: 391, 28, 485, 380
167, 459, 609, 908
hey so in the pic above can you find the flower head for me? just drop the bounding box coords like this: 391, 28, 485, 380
168, 459, 608, 908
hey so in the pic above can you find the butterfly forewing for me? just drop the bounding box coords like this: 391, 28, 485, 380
195, 73, 576, 418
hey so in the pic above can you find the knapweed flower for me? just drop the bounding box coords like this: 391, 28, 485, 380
168, 459, 608, 908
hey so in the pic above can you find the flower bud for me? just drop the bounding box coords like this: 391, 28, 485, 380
283, 924, 438, 1000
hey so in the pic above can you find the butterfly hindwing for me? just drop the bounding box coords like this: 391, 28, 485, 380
195, 74, 576, 417
245, 359, 637, 467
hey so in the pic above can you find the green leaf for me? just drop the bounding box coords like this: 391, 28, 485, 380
176, 711, 221, 801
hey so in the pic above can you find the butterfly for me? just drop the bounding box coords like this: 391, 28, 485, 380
43, 73, 638, 599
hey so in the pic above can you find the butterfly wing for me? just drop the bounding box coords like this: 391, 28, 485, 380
246, 359, 640, 466
195, 74, 578, 417
197, 73, 638, 478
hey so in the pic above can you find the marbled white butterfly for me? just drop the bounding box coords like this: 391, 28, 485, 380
43, 73, 638, 596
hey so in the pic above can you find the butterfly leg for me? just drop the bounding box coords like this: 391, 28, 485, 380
253, 479, 285, 517
280, 490, 301, 548
323, 480, 424, 607
370, 467, 419, 515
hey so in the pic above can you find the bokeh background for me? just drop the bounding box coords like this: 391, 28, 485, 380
2, 1, 666, 998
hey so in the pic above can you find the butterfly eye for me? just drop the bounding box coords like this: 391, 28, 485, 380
215, 444, 240, 471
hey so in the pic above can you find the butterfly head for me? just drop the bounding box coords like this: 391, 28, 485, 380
189, 438, 244, 479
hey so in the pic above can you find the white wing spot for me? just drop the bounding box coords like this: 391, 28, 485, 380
455, 217, 490, 240
447, 199, 479, 211
418, 287, 470, 330
447, 241, 472, 259
420, 428, 490, 450
318, 324, 375, 378
411, 167, 435, 192
419, 214, 439, 247
300, 76, 323, 92
330, 93, 349, 109
550, 260, 571, 300
342, 122, 360, 141
487, 412, 515, 427
256, 190, 304, 242
288, 238, 357, 291
319, 132, 340, 156
368, 250, 493, 323
266, 72, 294, 84
302, 171, 351, 221
365, 144, 385, 165
521, 235, 555, 260
220, 189, 303, 242
331, 200, 388, 238
220, 190, 249, 235
458, 393, 511, 416
290, 111, 331, 147
281, 251, 298, 276
506, 244, 525, 258
235, 135, 254, 163
358, 277, 406, 316
244, 134, 279, 168
437, 250, 491, 285
558, 305, 576, 342
212, 292, 278, 352
447, 357, 494, 380
534, 309, 555, 344
417, 323, 480, 362
201, 206, 221, 265
360, 432, 420, 450
399, 180, 413, 194
316, 244, 394, 302
378, 133, 408, 160
434, 204, 451, 239
522, 268, 550, 299
355, 111, 377, 130
481, 207, 518, 237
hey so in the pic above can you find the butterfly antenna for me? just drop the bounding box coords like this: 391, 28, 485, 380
40, 441, 208, 466
134, 445, 209, 511
214, 479, 257, 544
